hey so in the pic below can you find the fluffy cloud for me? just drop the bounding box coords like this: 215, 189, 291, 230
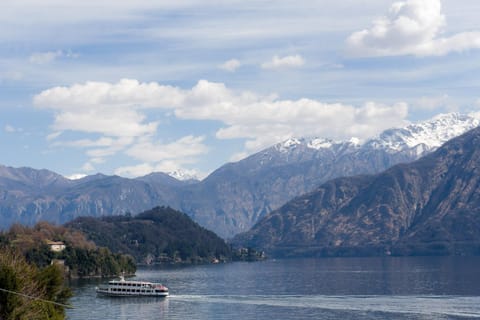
215, 100, 409, 155
34, 78, 409, 175
346, 0, 480, 57
219, 59, 241, 72
34, 79, 184, 138
114, 136, 208, 178
173, 80, 408, 153
125, 135, 209, 163
261, 55, 305, 70
34, 79, 204, 175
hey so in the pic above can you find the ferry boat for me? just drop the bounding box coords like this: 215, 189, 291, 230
96, 276, 169, 297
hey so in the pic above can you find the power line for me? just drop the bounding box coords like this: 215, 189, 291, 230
0, 287, 73, 309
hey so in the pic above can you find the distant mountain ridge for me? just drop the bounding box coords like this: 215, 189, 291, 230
233, 125, 480, 257
179, 113, 478, 237
0, 113, 478, 238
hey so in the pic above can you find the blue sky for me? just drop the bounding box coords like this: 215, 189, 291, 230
1, 0, 480, 179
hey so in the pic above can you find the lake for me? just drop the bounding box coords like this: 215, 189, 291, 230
67, 256, 480, 319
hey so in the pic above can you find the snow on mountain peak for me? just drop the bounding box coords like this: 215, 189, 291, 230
367, 112, 480, 154
349, 137, 361, 146
168, 169, 199, 181
276, 138, 302, 153
307, 138, 333, 150
271, 113, 478, 159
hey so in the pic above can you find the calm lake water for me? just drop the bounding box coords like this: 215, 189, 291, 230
67, 256, 480, 319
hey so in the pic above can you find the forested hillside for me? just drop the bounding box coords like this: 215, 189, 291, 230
67, 206, 232, 265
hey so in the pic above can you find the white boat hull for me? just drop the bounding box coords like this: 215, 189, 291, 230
96, 287, 168, 297
96, 276, 169, 298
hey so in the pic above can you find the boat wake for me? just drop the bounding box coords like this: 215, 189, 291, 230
170, 294, 480, 318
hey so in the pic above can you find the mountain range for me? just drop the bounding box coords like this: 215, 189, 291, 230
0, 113, 478, 238
234, 125, 480, 257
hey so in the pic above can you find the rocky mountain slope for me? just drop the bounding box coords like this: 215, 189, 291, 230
0, 113, 478, 238
234, 126, 480, 257
177, 113, 479, 237
0, 168, 184, 227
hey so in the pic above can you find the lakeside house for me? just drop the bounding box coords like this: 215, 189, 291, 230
46, 240, 66, 252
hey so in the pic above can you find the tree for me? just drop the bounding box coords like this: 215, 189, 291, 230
0, 248, 71, 320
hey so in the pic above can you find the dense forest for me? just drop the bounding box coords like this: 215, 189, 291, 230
67, 206, 234, 264
0, 222, 135, 278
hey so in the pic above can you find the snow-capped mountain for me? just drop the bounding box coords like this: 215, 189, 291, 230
167, 169, 200, 182
268, 112, 479, 164
0, 113, 478, 238
178, 112, 479, 237
235, 124, 480, 258
365, 113, 480, 154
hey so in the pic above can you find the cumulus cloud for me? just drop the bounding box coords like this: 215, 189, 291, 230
219, 59, 241, 72
261, 54, 305, 70
34, 79, 183, 138
172, 80, 409, 153
35, 78, 409, 175
34, 79, 205, 176
125, 135, 209, 163
346, 0, 480, 57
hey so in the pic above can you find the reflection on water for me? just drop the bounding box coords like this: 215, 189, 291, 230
67, 257, 480, 320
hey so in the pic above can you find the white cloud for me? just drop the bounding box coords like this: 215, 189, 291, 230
414, 94, 457, 111
114, 163, 155, 178
125, 135, 209, 163
34, 78, 410, 174
81, 162, 95, 172
46, 131, 62, 141
29, 50, 78, 65
261, 55, 305, 70
34, 79, 197, 176
172, 80, 409, 153
115, 135, 208, 178
4, 124, 17, 133
34, 79, 184, 138
219, 59, 241, 72
346, 0, 480, 57
29, 51, 63, 64
114, 162, 204, 179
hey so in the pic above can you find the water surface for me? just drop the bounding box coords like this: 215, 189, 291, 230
67, 256, 480, 319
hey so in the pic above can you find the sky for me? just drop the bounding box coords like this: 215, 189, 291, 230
1, 0, 480, 179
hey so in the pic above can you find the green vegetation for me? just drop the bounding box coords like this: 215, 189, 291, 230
0, 222, 135, 278
67, 206, 233, 265
0, 248, 71, 320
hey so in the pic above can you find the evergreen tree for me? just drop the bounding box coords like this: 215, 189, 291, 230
0, 248, 71, 320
